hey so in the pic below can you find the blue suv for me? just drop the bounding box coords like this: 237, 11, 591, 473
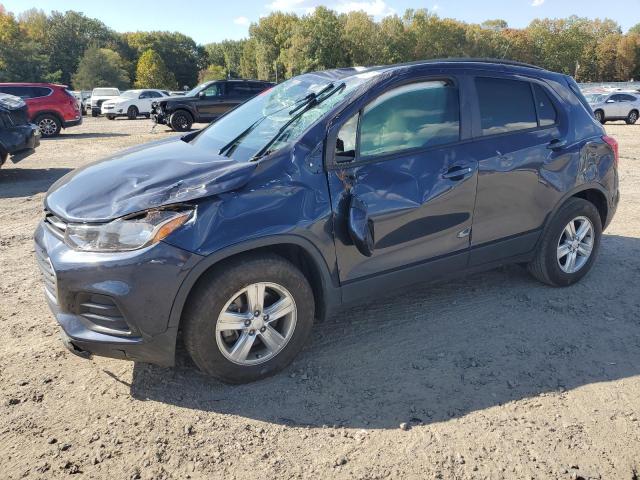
35, 59, 619, 383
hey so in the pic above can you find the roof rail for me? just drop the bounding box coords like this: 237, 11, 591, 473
394, 57, 546, 71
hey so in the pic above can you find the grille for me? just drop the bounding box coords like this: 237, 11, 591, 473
77, 293, 130, 334
35, 243, 58, 304
44, 211, 67, 238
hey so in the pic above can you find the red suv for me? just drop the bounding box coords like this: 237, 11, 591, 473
0, 83, 82, 137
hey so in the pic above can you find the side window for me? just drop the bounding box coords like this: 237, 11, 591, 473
1, 86, 31, 98
149, 91, 163, 98
139, 91, 151, 99
359, 80, 460, 157
31, 87, 51, 98
609, 94, 622, 102
621, 94, 636, 102
533, 84, 557, 127
201, 83, 223, 97
476, 77, 537, 135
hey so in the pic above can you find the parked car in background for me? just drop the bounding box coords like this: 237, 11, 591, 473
0, 93, 40, 167
585, 91, 639, 124
89, 88, 120, 117
0, 83, 82, 137
36, 60, 619, 383
151, 79, 274, 131
101, 89, 169, 120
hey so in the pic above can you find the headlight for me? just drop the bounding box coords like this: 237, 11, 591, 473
64, 208, 193, 252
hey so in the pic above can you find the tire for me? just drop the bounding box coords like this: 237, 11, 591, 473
625, 109, 638, 125
144, 113, 150, 119
594, 110, 605, 124
35, 114, 61, 138
528, 198, 602, 287
169, 110, 193, 131
106, 115, 116, 120
91, 109, 98, 117
127, 105, 139, 120
183, 254, 315, 384
0, 147, 7, 167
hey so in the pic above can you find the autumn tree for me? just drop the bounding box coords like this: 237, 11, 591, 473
134, 49, 176, 89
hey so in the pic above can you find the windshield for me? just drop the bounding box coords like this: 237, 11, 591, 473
584, 93, 606, 103
93, 88, 119, 96
190, 71, 381, 161
120, 90, 140, 99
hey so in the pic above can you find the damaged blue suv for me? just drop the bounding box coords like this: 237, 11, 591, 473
35, 59, 619, 383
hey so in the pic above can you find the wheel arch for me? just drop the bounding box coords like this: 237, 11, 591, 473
32, 109, 63, 125
167, 235, 341, 334
544, 184, 609, 236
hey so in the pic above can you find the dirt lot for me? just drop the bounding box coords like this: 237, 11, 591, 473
1, 117, 639, 479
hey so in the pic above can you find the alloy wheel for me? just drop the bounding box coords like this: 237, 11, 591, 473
557, 216, 594, 274
629, 111, 638, 123
215, 282, 297, 366
38, 118, 58, 136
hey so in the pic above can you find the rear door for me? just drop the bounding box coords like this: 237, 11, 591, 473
468, 75, 564, 265
326, 77, 478, 291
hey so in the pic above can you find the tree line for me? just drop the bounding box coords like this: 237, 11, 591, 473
1, 4, 639, 91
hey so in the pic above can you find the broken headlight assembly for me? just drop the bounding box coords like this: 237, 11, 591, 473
64, 208, 193, 252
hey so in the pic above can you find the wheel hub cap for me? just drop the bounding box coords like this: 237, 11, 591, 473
556, 216, 594, 274
215, 282, 297, 366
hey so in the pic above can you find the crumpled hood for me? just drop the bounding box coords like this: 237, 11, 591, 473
45, 136, 257, 223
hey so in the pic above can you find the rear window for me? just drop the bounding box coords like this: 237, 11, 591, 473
533, 84, 557, 126
31, 87, 52, 98
476, 77, 537, 135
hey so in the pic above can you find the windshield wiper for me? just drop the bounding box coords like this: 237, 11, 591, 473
288, 83, 336, 116
218, 118, 263, 157
250, 82, 346, 162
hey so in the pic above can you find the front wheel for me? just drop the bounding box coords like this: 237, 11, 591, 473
169, 110, 193, 131
528, 198, 601, 287
183, 254, 315, 383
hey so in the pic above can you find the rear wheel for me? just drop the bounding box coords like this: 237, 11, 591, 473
106, 115, 116, 120
127, 105, 139, 120
626, 109, 638, 125
35, 114, 61, 138
594, 109, 605, 124
169, 110, 193, 131
528, 198, 601, 287
183, 254, 315, 383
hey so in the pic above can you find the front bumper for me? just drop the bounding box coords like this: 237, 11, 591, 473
34, 220, 203, 366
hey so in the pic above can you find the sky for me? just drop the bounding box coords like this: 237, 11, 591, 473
2, 0, 639, 44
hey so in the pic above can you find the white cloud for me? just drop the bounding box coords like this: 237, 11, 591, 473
432, 4, 440, 11
334, 0, 395, 17
531, 0, 545, 6
233, 16, 250, 25
266, 0, 394, 18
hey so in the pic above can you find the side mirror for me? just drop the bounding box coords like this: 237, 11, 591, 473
198, 91, 206, 98
348, 195, 374, 257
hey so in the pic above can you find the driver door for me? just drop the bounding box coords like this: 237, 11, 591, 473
326, 78, 477, 300
197, 82, 226, 120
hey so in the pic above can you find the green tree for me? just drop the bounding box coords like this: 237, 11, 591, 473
481, 19, 508, 31
0, 8, 48, 81
249, 12, 299, 81
122, 31, 206, 88
72, 46, 130, 90
342, 11, 380, 66
198, 64, 226, 82
205, 39, 246, 77
134, 49, 176, 88
239, 39, 258, 79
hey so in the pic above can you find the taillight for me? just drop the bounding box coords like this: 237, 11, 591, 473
602, 135, 619, 167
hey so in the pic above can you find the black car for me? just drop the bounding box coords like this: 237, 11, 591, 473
0, 93, 40, 168
36, 60, 618, 383
151, 79, 274, 131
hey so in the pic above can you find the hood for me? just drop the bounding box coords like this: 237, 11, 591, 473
0, 93, 26, 111
45, 135, 257, 223
162, 95, 198, 105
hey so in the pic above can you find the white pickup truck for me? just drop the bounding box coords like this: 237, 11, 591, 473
89, 88, 120, 117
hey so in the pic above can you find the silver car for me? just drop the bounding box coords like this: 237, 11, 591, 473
585, 91, 640, 124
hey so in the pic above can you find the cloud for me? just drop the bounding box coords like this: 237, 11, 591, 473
432, 3, 440, 11
266, 0, 394, 18
334, 0, 395, 17
233, 16, 250, 25
531, 0, 544, 6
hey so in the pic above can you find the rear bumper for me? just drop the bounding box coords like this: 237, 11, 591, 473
63, 116, 82, 128
2, 124, 40, 164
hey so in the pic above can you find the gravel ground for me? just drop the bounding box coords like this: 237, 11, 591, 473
1, 117, 639, 479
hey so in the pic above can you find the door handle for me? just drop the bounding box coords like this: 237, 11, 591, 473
442, 166, 474, 180
547, 138, 568, 151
